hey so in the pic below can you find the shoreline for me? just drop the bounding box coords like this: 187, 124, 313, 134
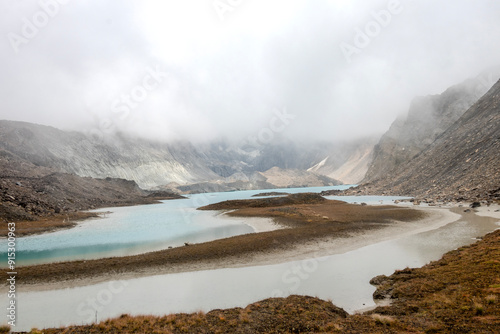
39, 228, 500, 334
14, 205, 461, 293
0, 195, 187, 237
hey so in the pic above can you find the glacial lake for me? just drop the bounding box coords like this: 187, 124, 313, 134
1, 185, 362, 266
2, 186, 500, 331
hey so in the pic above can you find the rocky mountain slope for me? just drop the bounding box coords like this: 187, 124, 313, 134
0, 148, 183, 222
0, 121, 373, 190
308, 138, 376, 184
0, 121, 228, 189
166, 167, 341, 194
364, 69, 500, 183
359, 78, 500, 202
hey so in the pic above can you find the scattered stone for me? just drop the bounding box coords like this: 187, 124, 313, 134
470, 202, 481, 208
369, 275, 389, 286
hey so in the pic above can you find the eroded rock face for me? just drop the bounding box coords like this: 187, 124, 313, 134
0, 121, 369, 191
357, 76, 500, 202
364, 70, 500, 183
0, 121, 229, 189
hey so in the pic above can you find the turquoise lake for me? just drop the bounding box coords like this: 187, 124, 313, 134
3, 185, 401, 266
3, 186, 500, 331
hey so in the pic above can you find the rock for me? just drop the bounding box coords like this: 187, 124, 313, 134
470, 202, 481, 208
369, 275, 389, 286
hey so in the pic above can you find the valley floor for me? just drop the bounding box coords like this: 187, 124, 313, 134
4, 196, 499, 333
11, 196, 460, 292
38, 226, 500, 333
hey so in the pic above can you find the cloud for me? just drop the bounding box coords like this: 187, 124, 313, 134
1, 0, 499, 143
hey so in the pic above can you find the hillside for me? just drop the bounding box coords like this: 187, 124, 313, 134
0, 148, 183, 223
0, 121, 360, 190
364, 69, 499, 183
308, 138, 376, 184
0, 121, 225, 189
359, 78, 500, 202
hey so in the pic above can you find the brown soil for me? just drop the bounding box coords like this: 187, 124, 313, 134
36, 229, 500, 333
0, 211, 101, 237
9, 194, 425, 286
252, 192, 290, 197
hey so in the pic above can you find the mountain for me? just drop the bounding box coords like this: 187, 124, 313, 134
359, 77, 500, 202
164, 167, 341, 194
0, 121, 231, 189
236, 137, 376, 184
0, 148, 182, 222
307, 138, 376, 184
0, 121, 378, 190
364, 69, 500, 183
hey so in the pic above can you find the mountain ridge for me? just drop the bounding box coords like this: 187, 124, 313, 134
356, 77, 500, 202
364, 69, 500, 183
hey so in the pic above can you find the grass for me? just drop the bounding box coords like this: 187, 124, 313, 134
0, 211, 100, 236
486, 294, 497, 304
0, 325, 10, 333
371, 314, 396, 326
36, 228, 500, 333
474, 302, 485, 315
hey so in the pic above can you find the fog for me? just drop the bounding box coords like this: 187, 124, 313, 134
1, 0, 499, 143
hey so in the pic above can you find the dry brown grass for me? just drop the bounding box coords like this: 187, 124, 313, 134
371, 314, 396, 326
32, 229, 500, 333
0, 211, 100, 236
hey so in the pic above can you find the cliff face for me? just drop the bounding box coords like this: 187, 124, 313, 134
0, 121, 231, 189
361, 78, 500, 202
307, 139, 376, 185
0, 148, 159, 221
364, 70, 499, 182
0, 121, 374, 189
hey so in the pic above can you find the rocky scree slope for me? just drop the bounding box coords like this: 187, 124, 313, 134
0, 149, 181, 222
359, 78, 500, 202
0, 121, 365, 189
364, 71, 499, 183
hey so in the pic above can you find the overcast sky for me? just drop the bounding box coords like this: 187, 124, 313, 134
1, 0, 499, 143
